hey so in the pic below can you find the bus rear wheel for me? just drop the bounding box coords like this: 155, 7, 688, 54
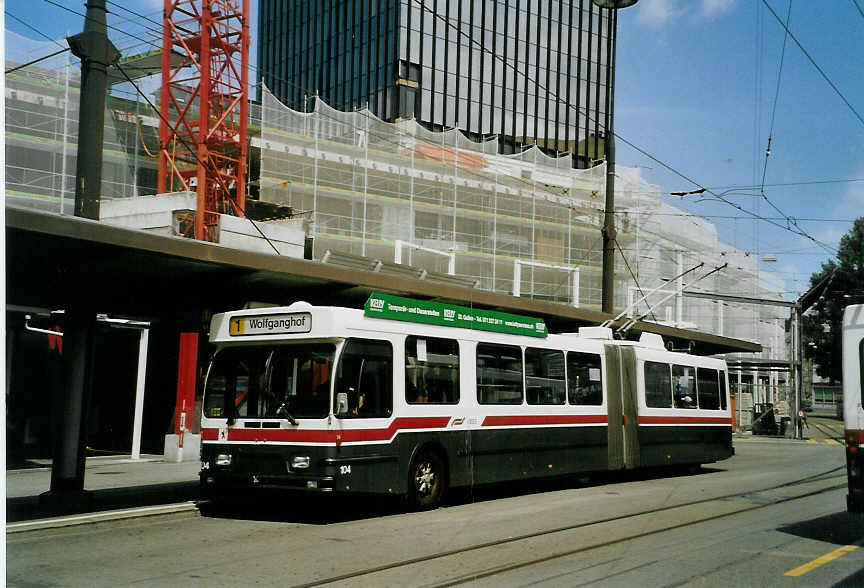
407, 450, 445, 510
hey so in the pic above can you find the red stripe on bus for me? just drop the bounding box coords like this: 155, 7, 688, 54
638, 416, 733, 425
202, 416, 452, 444
482, 415, 608, 427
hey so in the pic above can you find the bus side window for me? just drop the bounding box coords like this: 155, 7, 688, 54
644, 361, 672, 408
859, 338, 864, 406
720, 370, 728, 410
525, 348, 565, 405
405, 336, 460, 405
477, 343, 523, 405
697, 367, 720, 410
336, 338, 393, 418
567, 351, 603, 405
672, 364, 697, 409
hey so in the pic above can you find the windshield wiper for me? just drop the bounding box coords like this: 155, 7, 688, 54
275, 403, 298, 425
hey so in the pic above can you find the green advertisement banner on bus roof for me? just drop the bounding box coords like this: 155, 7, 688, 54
364, 293, 548, 338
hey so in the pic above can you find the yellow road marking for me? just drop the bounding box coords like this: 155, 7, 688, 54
813, 422, 842, 437
784, 545, 860, 577
806, 439, 819, 444
823, 438, 841, 446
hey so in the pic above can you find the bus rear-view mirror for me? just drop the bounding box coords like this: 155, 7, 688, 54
336, 392, 349, 416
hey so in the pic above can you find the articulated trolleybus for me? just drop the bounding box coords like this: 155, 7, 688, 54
843, 304, 864, 512
200, 293, 733, 508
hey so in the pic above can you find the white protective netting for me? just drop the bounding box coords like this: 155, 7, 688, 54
261, 85, 615, 306
5, 31, 148, 213
5, 54, 789, 358
258, 85, 788, 354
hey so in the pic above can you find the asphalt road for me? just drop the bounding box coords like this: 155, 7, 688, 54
7, 434, 862, 587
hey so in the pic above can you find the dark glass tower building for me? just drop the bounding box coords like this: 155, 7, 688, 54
258, 1, 614, 167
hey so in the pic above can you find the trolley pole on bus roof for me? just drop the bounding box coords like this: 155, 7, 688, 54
592, 0, 639, 315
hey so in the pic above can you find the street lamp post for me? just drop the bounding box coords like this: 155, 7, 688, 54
592, 0, 638, 314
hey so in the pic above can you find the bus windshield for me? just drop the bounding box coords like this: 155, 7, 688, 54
203, 344, 336, 420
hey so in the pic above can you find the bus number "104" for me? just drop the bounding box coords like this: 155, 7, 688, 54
339, 465, 352, 475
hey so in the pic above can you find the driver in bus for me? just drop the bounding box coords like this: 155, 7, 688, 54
351, 391, 366, 415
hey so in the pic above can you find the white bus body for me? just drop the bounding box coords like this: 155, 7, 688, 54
843, 304, 864, 512
199, 296, 733, 508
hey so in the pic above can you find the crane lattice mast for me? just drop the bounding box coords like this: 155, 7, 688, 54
159, 0, 250, 242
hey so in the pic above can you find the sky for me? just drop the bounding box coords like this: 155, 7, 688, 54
5, 0, 863, 300
614, 0, 864, 299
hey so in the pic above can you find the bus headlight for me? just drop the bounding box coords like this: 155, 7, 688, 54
216, 454, 233, 466
291, 456, 311, 469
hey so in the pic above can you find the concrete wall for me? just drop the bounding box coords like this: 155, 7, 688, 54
99, 192, 196, 234
100, 192, 305, 258
219, 214, 305, 257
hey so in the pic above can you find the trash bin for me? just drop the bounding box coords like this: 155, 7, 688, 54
752, 403, 778, 435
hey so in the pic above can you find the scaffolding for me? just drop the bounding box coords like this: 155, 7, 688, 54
257, 85, 789, 351
5, 32, 142, 211
260, 85, 615, 307
4, 40, 790, 362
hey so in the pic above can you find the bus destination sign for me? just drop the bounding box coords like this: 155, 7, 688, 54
364, 293, 547, 338
229, 312, 312, 336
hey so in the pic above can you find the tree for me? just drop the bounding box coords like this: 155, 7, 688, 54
803, 217, 864, 383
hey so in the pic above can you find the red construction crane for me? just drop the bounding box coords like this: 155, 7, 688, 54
159, 0, 250, 242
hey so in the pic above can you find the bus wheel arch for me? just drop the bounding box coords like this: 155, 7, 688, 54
406, 443, 448, 510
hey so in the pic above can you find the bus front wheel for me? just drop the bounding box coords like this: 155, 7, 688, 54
407, 450, 445, 510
